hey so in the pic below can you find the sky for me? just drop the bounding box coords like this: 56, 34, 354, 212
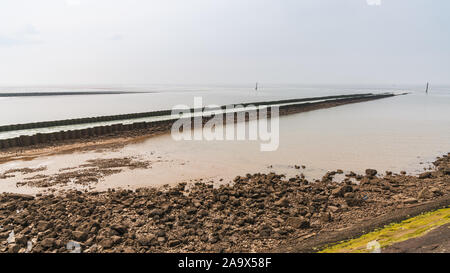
0, 0, 449, 86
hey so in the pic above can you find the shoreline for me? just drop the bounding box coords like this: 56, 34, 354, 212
0, 152, 448, 253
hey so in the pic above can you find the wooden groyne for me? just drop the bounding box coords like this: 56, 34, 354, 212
0, 93, 373, 133
0, 93, 397, 150
0, 91, 151, 97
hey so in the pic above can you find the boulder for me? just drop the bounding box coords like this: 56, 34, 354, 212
36, 221, 51, 232
419, 172, 432, 179
275, 198, 290, 207
111, 224, 128, 235
417, 188, 432, 199
72, 231, 88, 242
137, 234, 156, 246
41, 238, 55, 248
319, 212, 332, 223
332, 185, 353, 197
7, 244, 20, 253
365, 169, 378, 177
149, 209, 164, 217
286, 217, 310, 229
168, 239, 181, 247
403, 198, 418, 204
99, 238, 114, 249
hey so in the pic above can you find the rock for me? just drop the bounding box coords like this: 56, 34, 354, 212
345, 197, 362, 207
137, 234, 156, 246
208, 235, 219, 244
200, 234, 208, 242
7, 244, 20, 253
259, 225, 272, 237
403, 198, 418, 204
219, 195, 228, 203
244, 216, 255, 224
99, 238, 114, 249
72, 231, 88, 242
41, 238, 55, 248
332, 185, 353, 197
149, 209, 164, 217
36, 221, 51, 232
417, 188, 432, 199
365, 169, 378, 177
297, 206, 308, 216
5, 193, 35, 201
275, 198, 289, 207
429, 187, 442, 196
157, 237, 166, 243
15, 235, 28, 246
441, 167, 450, 175
259, 229, 271, 237
419, 172, 432, 179
198, 209, 208, 217
111, 236, 121, 245
343, 192, 355, 199
186, 207, 197, 215
111, 224, 127, 235
319, 212, 332, 223
328, 205, 340, 213
286, 217, 310, 229
85, 244, 99, 253
168, 239, 181, 247
156, 230, 166, 237
331, 188, 342, 197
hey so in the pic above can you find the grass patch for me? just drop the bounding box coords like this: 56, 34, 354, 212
319, 207, 450, 253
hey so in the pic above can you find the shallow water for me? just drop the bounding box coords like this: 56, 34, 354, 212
0, 86, 449, 195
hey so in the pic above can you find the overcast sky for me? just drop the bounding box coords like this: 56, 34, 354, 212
0, 0, 449, 85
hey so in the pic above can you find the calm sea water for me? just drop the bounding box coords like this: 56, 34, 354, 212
0, 84, 449, 194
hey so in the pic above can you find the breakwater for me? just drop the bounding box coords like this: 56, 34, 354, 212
0, 93, 397, 150
0, 93, 374, 133
0, 91, 151, 97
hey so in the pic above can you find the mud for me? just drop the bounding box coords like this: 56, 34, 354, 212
14, 157, 151, 188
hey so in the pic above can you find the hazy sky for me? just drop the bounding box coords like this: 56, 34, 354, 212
0, 0, 449, 85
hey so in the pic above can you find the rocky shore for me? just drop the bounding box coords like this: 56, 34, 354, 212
0, 153, 448, 253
